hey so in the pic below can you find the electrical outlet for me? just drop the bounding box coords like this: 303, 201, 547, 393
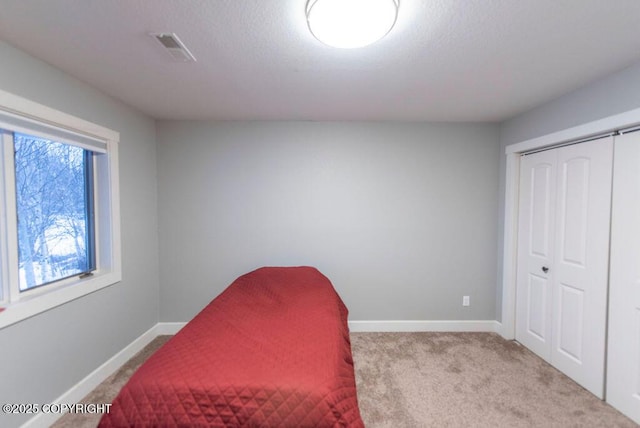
463, 295, 470, 307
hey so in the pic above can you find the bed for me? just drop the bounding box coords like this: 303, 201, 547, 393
99, 266, 364, 427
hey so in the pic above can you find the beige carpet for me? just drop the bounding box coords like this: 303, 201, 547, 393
351, 332, 636, 427
55, 332, 637, 427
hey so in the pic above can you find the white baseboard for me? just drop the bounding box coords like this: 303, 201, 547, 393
155, 321, 186, 335
155, 320, 502, 334
348, 320, 502, 333
21, 324, 159, 428
22, 319, 502, 427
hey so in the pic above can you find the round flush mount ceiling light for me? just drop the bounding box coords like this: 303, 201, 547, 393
306, 0, 399, 49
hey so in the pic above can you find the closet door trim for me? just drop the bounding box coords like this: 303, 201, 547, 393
501, 106, 640, 340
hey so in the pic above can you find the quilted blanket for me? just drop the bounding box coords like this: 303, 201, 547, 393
99, 266, 364, 427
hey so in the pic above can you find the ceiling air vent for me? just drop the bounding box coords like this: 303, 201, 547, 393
150, 33, 196, 62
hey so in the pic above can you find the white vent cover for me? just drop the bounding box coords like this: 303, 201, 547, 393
150, 33, 196, 62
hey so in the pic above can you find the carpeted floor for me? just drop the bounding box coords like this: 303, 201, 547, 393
351, 332, 636, 427
54, 332, 637, 427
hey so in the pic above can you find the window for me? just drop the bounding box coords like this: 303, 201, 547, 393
0, 89, 121, 328
14, 133, 96, 290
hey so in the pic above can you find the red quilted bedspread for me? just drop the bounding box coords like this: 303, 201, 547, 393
99, 266, 364, 427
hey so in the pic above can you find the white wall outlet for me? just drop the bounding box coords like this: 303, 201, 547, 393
463, 295, 470, 307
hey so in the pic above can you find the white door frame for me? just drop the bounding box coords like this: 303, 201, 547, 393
501, 107, 640, 339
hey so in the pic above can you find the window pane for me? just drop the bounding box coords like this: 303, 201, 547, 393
14, 133, 95, 291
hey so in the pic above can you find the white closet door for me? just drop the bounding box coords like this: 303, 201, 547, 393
550, 138, 613, 399
516, 149, 557, 360
607, 132, 640, 424
516, 137, 613, 399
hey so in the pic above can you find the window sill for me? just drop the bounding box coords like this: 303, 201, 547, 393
0, 271, 121, 329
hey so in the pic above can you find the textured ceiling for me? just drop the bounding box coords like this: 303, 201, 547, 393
0, 0, 640, 122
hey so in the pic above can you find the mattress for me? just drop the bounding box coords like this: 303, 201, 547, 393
99, 266, 364, 427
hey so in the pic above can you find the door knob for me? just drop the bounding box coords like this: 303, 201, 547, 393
542, 266, 549, 273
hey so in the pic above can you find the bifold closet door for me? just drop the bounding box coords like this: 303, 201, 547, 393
516, 137, 613, 399
607, 131, 640, 424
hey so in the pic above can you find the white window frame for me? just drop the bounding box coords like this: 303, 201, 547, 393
0, 89, 121, 329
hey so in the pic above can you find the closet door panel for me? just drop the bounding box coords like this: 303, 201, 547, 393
516, 150, 556, 360
557, 156, 589, 266
526, 273, 548, 340
551, 138, 613, 399
607, 132, 640, 424
557, 283, 583, 361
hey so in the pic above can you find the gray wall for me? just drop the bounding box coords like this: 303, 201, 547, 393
157, 121, 500, 322
495, 60, 640, 322
0, 42, 159, 427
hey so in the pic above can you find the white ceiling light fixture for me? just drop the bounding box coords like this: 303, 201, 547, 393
306, 0, 399, 49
